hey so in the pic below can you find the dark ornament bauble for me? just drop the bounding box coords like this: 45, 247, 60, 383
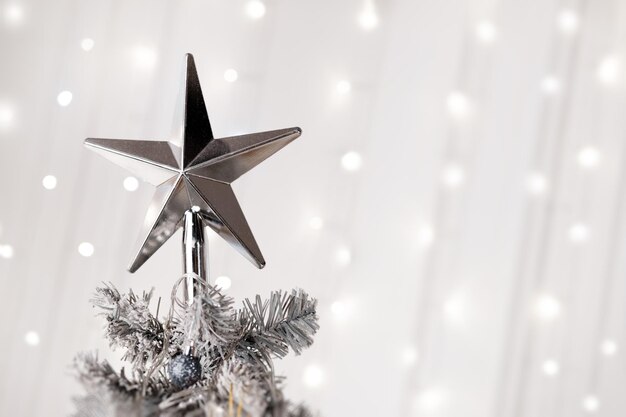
167, 354, 202, 388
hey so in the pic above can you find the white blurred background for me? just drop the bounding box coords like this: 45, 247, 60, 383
1, 0, 626, 416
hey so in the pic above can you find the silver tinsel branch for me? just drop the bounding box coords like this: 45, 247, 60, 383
241, 290, 318, 358
170, 285, 243, 376
73, 281, 319, 417
91, 285, 166, 373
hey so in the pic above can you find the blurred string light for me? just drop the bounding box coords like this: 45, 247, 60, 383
336, 80, 351, 95
302, 364, 324, 388
358, 0, 379, 30
582, 395, 600, 413
446, 91, 471, 119
526, 172, 548, 195
416, 224, 435, 248
0, 244, 14, 259
3, 3, 23, 26
57, 90, 73, 107
334, 246, 352, 266
557, 9, 579, 34
414, 388, 446, 413
442, 163, 465, 188
341, 151, 362, 172
123, 176, 139, 192
42, 175, 57, 190
246, 0, 266, 19
309, 216, 323, 230
542, 359, 560, 376
132, 45, 157, 71
224, 68, 238, 83
78, 242, 95, 257
24, 331, 40, 346
596, 55, 621, 85
443, 292, 468, 324
601, 339, 618, 356
330, 299, 355, 322
0, 103, 14, 129
475, 20, 497, 43
330, 301, 344, 316
534, 294, 561, 321
401, 346, 418, 366
81, 38, 94, 51
215, 275, 232, 291
568, 222, 590, 243
577, 146, 601, 169
541, 76, 561, 95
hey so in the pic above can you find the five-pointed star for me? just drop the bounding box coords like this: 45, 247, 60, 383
85, 54, 301, 272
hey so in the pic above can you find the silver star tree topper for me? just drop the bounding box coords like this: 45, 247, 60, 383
85, 54, 301, 281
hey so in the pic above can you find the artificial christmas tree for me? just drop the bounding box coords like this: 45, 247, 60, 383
72, 54, 318, 417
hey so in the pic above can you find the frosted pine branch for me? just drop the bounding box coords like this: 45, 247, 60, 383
215, 357, 275, 414
92, 284, 165, 371
74, 353, 170, 398
240, 290, 319, 358
171, 285, 243, 360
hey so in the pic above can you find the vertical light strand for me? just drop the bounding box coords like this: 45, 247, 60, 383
493, 0, 590, 416
4, 0, 112, 414
314, 0, 387, 395
575, 0, 625, 413
399, 2, 500, 415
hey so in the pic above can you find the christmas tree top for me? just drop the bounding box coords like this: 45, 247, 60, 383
73, 54, 319, 417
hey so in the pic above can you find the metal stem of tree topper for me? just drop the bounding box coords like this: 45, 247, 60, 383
182, 209, 209, 303
181, 208, 209, 356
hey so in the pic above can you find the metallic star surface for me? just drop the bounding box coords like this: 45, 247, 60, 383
85, 53, 302, 272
